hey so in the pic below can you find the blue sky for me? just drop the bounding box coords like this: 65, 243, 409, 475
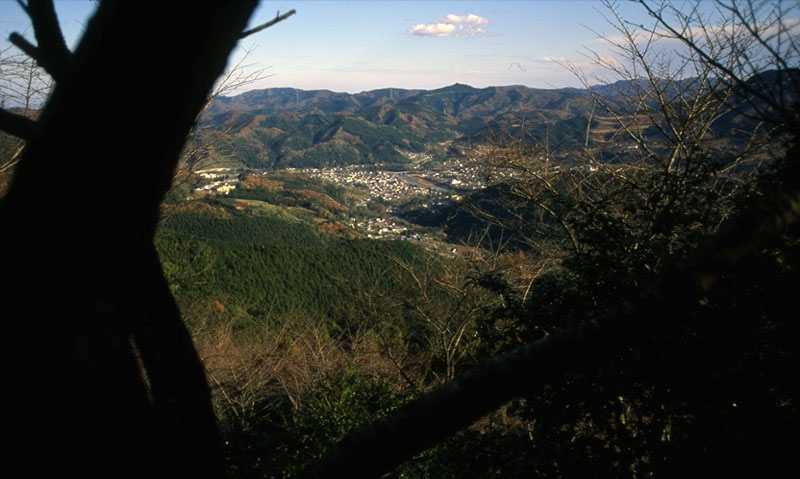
235, 0, 665, 92
1, 1, 795, 94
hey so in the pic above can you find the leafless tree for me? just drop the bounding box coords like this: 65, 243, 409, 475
386, 249, 505, 384
193, 311, 345, 430
0, 42, 52, 192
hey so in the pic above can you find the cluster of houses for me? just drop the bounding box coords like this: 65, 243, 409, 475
301, 166, 434, 202
193, 158, 490, 202
347, 216, 421, 240
194, 168, 239, 194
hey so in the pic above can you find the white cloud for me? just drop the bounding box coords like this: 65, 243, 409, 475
409, 13, 490, 37
445, 14, 489, 25
410, 22, 458, 37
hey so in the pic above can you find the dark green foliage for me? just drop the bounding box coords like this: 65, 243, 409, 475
157, 204, 423, 325
231, 137, 272, 168
281, 143, 362, 169
163, 208, 319, 246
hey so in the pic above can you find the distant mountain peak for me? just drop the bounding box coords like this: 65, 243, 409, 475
433, 83, 477, 92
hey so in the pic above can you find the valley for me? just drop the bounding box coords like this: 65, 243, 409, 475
176, 82, 666, 254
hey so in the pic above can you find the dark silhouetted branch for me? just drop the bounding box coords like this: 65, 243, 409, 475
10, 0, 73, 80
8, 32, 40, 63
0, 108, 38, 140
240, 9, 296, 38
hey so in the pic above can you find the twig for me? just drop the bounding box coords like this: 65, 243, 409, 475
0, 144, 26, 173
239, 9, 296, 39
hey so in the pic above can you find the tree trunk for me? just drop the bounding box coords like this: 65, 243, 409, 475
0, 3, 257, 476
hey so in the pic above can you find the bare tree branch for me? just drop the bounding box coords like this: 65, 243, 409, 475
8, 33, 40, 64
0, 143, 25, 173
239, 9, 296, 39
10, 0, 73, 80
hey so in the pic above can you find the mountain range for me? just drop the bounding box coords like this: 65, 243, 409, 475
196, 72, 793, 170
196, 82, 619, 169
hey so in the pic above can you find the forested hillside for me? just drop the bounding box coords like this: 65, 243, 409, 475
157, 202, 423, 324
